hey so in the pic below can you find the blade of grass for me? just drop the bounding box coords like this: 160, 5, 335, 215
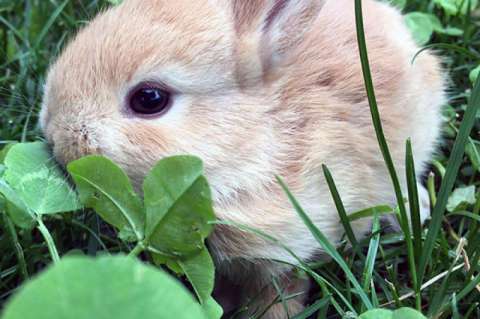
427, 172, 437, 207
271, 276, 290, 319
292, 295, 330, 319
276, 176, 373, 310
211, 220, 358, 316
32, 0, 69, 50
1, 212, 28, 280
406, 139, 423, 264
354, 0, 419, 308
370, 280, 379, 308
348, 205, 393, 222
411, 43, 480, 63
449, 211, 480, 222
428, 238, 466, 316
20, 109, 32, 143
0, 16, 29, 47
361, 213, 380, 312
362, 214, 380, 292
419, 76, 480, 284
452, 293, 460, 319
439, 273, 480, 315
254, 291, 304, 319
464, 302, 480, 318
322, 165, 359, 250
432, 160, 446, 179
466, 192, 480, 253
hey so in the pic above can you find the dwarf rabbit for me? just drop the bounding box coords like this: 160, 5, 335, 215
40, 0, 445, 317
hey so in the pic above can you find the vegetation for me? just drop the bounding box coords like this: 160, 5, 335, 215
0, 0, 479, 318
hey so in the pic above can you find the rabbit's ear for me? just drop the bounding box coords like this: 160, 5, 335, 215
233, 0, 326, 79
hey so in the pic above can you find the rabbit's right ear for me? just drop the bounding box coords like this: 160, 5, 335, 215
231, 0, 326, 84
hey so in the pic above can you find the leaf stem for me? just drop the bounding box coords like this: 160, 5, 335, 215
37, 217, 60, 263
128, 242, 146, 257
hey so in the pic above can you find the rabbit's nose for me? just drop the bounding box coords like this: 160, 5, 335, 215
47, 120, 102, 167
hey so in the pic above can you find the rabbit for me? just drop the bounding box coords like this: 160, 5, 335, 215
39, 0, 445, 317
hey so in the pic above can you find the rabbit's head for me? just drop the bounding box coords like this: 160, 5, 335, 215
40, 0, 326, 202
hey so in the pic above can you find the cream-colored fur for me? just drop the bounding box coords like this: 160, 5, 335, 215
40, 0, 445, 317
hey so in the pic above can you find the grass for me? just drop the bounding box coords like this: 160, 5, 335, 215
1, 0, 480, 318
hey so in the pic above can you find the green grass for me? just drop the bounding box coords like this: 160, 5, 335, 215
1, 0, 480, 318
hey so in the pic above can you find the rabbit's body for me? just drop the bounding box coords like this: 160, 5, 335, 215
41, 0, 445, 317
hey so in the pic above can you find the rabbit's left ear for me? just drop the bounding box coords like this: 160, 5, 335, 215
232, 0, 326, 81
260, 0, 326, 70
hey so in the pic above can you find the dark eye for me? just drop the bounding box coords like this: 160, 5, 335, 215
129, 84, 171, 115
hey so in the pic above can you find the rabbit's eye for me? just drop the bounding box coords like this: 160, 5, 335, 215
129, 85, 171, 115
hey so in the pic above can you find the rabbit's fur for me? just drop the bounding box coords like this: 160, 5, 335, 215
40, 0, 445, 317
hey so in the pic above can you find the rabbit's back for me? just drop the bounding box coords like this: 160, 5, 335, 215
246, 0, 446, 257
